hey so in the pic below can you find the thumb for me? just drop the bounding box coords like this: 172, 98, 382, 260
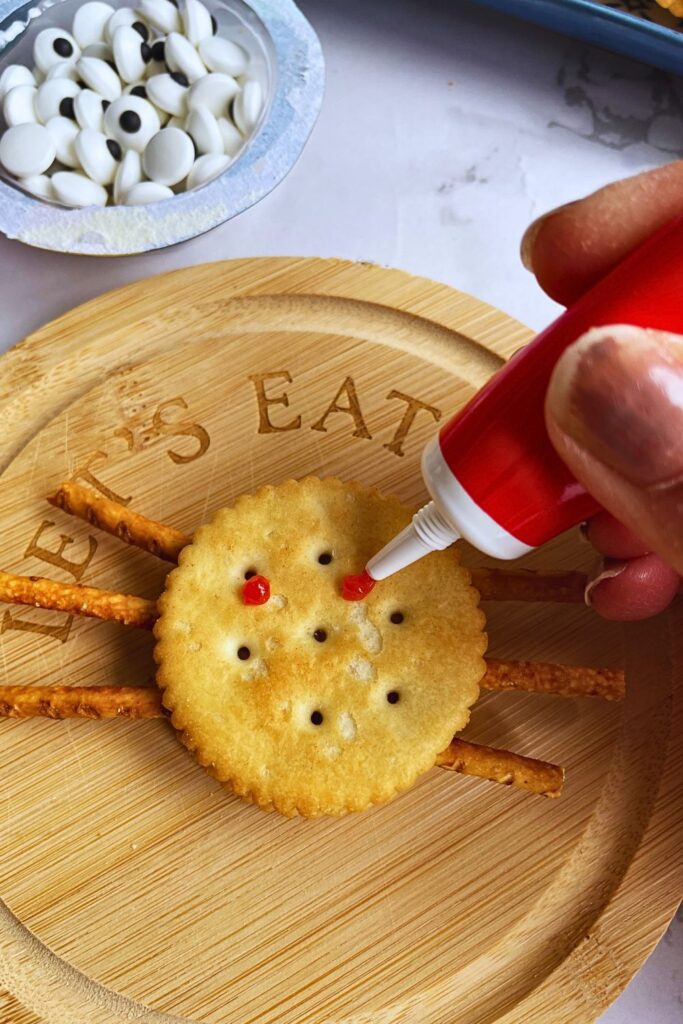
545, 325, 683, 575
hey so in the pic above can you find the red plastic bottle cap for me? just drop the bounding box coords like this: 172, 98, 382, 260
242, 575, 271, 605
341, 569, 376, 601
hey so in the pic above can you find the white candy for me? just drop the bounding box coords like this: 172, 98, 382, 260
75, 128, 120, 184
74, 88, 106, 131
198, 36, 248, 76
20, 173, 55, 200
45, 62, 81, 82
3, 85, 38, 126
143, 126, 193, 185
82, 42, 114, 61
124, 81, 170, 123
33, 29, 80, 75
124, 180, 173, 203
113, 25, 149, 82
46, 116, 80, 167
0, 65, 36, 101
35, 78, 80, 124
0, 122, 55, 177
182, 0, 213, 45
105, 94, 160, 152
233, 80, 262, 134
187, 152, 230, 190
77, 57, 122, 101
104, 7, 138, 43
73, 2, 115, 48
216, 116, 242, 156
52, 170, 108, 207
165, 32, 206, 83
185, 107, 222, 154
113, 147, 142, 203
187, 73, 238, 116
166, 114, 183, 128
137, 0, 181, 35
146, 72, 188, 116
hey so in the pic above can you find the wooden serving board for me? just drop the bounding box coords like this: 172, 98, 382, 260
0, 258, 679, 1024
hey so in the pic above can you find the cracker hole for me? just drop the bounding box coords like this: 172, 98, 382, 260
387, 690, 400, 704
317, 552, 332, 565
313, 628, 327, 643
310, 710, 323, 726
237, 646, 251, 661
390, 611, 404, 624
244, 568, 257, 580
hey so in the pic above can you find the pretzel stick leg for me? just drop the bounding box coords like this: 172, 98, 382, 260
0, 686, 164, 719
483, 659, 625, 701
436, 738, 564, 798
471, 568, 588, 603
0, 572, 157, 630
48, 482, 191, 562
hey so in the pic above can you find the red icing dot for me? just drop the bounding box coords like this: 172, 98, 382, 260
341, 569, 376, 601
242, 575, 271, 605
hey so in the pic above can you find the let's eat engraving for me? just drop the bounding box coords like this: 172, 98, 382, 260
3, 374, 441, 646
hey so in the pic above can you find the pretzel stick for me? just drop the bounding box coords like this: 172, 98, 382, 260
48, 482, 190, 562
471, 567, 587, 603
435, 738, 564, 798
0, 571, 157, 630
0, 686, 164, 719
0, 684, 562, 795
483, 658, 625, 701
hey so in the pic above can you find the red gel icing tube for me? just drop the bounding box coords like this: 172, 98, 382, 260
242, 575, 271, 605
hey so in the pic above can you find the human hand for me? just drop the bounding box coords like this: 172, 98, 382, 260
521, 162, 683, 620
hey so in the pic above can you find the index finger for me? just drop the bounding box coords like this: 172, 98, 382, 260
521, 161, 683, 306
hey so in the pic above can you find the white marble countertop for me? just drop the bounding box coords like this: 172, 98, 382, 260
0, 0, 680, 1020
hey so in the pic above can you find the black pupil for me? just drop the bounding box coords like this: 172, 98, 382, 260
387, 691, 400, 704
211, 15, 218, 33
390, 611, 404, 624
310, 710, 323, 725
131, 85, 146, 98
317, 552, 332, 565
141, 42, 152, 62
102, 99, 110, 111
237, 646, 250, 660
58, 96, 74, 119
244, 569, 256, 580
53, 38, 73, 58
313, 629, 327, 643
132, 21, 149, 40
106, 138, 122, 160
119, 110, 142, 132
152, 40, 165, 62
170, 71, 189, 87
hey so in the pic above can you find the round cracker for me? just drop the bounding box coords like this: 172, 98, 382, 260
154, 478, 487, 817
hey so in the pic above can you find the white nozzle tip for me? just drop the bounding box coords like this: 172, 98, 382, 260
366, 501, 458, 581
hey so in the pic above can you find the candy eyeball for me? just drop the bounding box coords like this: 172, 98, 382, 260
35, 78, 81, 124
113, 146, 142, 203
182, 0, 214, 45
124, 180, 174, 204
75, 128, 121, 184
186, 151, 231, 190
104, 94, 160, 152
72, 2, 115, 48
77, 56, 122, 101
0, 65, 36, 102
233, 80, 263, 135
74, 88, 106, 132
146, 72, 188, 117
0, 123, 55, 177
112, 25, 150, 83
3, 85, 38, 126
187, 73, 239, 117
51, 169, 108, 207
137, 0, 181, 36
143, 126, 194, 186
33, 29, 81, 75
165, 32, 207, 84
216, 116, 243, 156
185, 107, 223, 155
104, 7, 139, 44
198, 36, 248, 77
45, 115, 81, 168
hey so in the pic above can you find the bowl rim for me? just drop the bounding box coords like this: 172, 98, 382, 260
0, 0, 325, 255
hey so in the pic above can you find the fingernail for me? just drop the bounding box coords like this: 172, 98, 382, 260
584, 560, 627, 607
547, 325, 683, 487
520, 201, 577, 272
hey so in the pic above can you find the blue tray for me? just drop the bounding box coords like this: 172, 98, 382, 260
470, 0, 683, 75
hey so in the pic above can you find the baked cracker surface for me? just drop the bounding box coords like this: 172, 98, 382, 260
154, 478, 487, 817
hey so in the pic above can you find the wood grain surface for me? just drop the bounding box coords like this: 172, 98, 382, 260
0, 258, 679, 1024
